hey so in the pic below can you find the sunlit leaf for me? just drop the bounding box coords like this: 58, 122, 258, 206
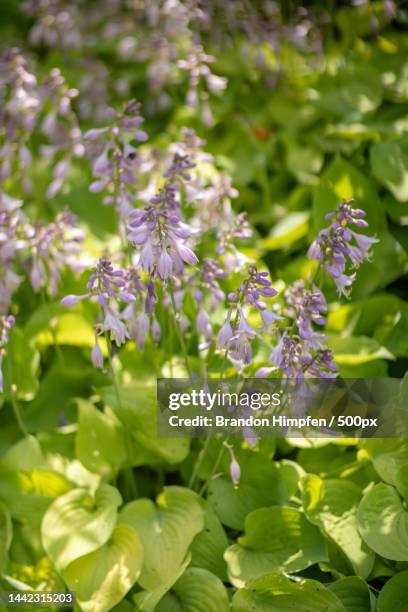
42, 484, 121, 571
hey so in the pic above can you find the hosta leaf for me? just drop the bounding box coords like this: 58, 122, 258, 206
0, 435, 45, 471
277, 459, 305, 499
377, 570, 408, 612
119, 486, 204, 591
302, 475, 374, 578
328, 576, 372, 612
0, 466, 71, 526
312, 157, 386, 233
286, 145, 323, 183
311, 65, 382, 119
2, 327, 40, 401
34, 312, 97, 348
231, 572, 346, 611
207, 450, 286, 530
6, 557, 64, 592
357, 482, 408, 561
395, 463, 408, 503
133, 556, 190, 612
326, 336, 394, 365
64, 524, 142, 612
327, 294, 407, 337
0, 502, 12, 572
24, 361, 103, 432
190, 501, 228, 581
370, 138, 408, 202
42, 484, 121, 571
359, 439, 408, 488
261, 212, 310, 250
75, 399, 126, 478
100, 384, 189, 465
225, 506, 328, 587
155, 568, 229, 612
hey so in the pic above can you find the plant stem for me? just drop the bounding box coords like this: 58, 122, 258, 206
188, 435, 211, 490
168, 284, 192, 379
6, 356, 28, 437
105, 334, 138, 499
198, 442, 226, 496
106, 334, 122, 411
219, 306, 240, 379
41, 289, 64, 365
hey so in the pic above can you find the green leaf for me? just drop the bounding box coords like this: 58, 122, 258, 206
6, 557, 64, 592
312, 157, 386, 233
0, 502, 12, 572
396, 463, 408, 503
0, 436, 45, 471
311, 65, 383, 119
327, 335, 394, 365
261, 212, 310, 251
377, 570, 408, 612
0, 466, 71, 526
357, 482, 408, 561
33, 312, 98, 349
359, 439, 408, 488
207, 450, 286, 530
2, 327, 40, 401
24, 361, 103, 432
352, 232, 407, 299
231, 572, 346, 611
119, 486, 204, 592
133, 556, 190, 612
328, 576, 372, 612
42, 484, 121, 571
327, 294, 406, 337
276, 460, 305, 499
100, 384, 190, 466
63, 524, 143, 612
336, 3, 391, 39
302, 475, 375, 578
75, 399, 126, 478
190, 501, 228, 581
155, 567, 229, 612
286, 145, 323, 184
225, 506, 328, 587
371, 138, 408, 202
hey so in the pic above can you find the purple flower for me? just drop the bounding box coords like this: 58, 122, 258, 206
228, 307, 257, 372
84, 99, 147, 220
217, 316, 233, 349
0, 314, 15, 392
308, 200, 378, 297
230, 457, 241, 487
229, 265, 278, 312
61, 257, 144, 357
28, 210, 84, 296
61, 294, 89, 307
216, 212, 252, 272
102, 310, 128, 345
128, 154, 199, 282
91, 338, 104, 368
224, 443, 240, 487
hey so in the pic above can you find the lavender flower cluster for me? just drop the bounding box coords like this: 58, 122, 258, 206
308, 200, 378, 296
1, 39, 381, 490
17, 0, 354, 125
0, 49, 84, 197
0, 49, 87, 390
60, 90, 378, 386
